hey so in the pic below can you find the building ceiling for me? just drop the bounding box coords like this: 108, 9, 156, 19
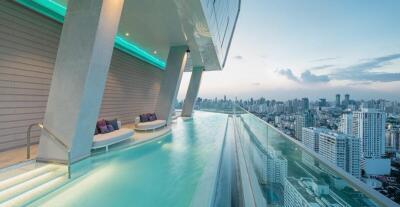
52, 0, 221, 71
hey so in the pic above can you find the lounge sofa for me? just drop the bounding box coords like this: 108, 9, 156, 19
93, 119, 134, 151
135, 113, 166, 131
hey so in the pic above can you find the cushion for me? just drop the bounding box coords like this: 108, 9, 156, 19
148, 113, 156, 121
106, 119, 119, 130
99, 125, 109, 134
140, 114, 149, 122
97, 119, 106, 128
107, 124, 115, 132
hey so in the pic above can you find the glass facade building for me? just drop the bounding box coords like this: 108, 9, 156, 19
201, 0, 240, 67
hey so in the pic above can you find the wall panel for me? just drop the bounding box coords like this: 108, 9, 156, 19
0, 1, 163, 151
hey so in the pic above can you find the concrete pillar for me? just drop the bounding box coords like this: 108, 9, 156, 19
181, 67, 204, 117
37, 0, 124, 163
155, 46, 189, 123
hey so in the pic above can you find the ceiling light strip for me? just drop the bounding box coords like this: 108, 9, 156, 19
15, 0, 166, 70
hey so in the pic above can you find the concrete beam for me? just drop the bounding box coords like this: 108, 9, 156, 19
37, 0, 124, 163
155, 46, 188, 123
181, 67, 204, 117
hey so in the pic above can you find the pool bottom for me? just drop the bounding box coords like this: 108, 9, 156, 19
31, 112, 228, 207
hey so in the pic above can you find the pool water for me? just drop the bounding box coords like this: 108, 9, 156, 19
32, 112, 228, 207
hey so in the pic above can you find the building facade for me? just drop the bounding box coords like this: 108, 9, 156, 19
352, 108, 386, 159
295, 111, 315, 141
339, 112, 353, 135
336, 94, 341, 107
284, 177, 345, 207
302, 127, 327, 153
319, 131, 361, 179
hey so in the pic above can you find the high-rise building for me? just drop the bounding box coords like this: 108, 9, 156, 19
335, 94, 341, 107
385, 127, 400, 152
284, 177, 346, 207
295, 111, 315, 141
319, 131, 361, 179
344, 94, 350, 108
319, 98, 327, 107
339, 112, 353, 135
302, 97, 309, 111
252, 144, 288, 185
302, 127, 327, 153
352, 108, 386, 159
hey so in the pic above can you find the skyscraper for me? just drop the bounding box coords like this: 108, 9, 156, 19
302, 127, 326, 153
319, 98, 327, 107
339, 112, 353, 135
295, 111, 315, 141
335, 94, 341, 107
302, 97, 309, 111
352, 108, 386, 159
344, 94, 350, 108
385, 125, 400, 152
319, 131, 361, 179
284, 177, 345, 207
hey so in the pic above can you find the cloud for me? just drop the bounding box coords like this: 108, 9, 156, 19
330, 53, 400, 82
275, 69, 329, 83
301, 70, 330, 83
346, 81, 373, 86
276, 68, 300, 82
309, 64, 335, 71
233, 55, 243, 60
252, 82, 261, 86
312, 57, 339, 62
276, 53, 400, 85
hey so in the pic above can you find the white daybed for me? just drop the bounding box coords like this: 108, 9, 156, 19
135, 117, 166, 131
93, 121, 134, 151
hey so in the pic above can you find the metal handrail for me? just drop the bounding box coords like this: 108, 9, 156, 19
27, 123, 71, 179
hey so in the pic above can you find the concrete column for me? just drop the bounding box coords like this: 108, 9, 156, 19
181, 67, 204, 117
155, 46, 189, 123
37, 0, 124, 163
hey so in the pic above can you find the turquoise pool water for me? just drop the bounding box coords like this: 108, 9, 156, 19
32, 112, 228, 207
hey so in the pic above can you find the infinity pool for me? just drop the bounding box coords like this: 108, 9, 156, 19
32, 112, 228, 207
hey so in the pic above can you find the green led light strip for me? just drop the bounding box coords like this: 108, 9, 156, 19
15, 0, 166, 69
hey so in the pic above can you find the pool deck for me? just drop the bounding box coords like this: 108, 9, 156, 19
0, 124, 172, 169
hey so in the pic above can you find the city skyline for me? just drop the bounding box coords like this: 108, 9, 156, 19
177, 0, 400, 101
178, 94, 400, 102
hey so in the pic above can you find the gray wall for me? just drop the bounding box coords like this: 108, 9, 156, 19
0, 1, 163, 151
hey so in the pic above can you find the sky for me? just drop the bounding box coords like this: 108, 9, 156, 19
177, 0, 400, 101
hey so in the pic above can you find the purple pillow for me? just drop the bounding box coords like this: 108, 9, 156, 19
99, 125, 109, 134
97, 119, 106, 128
146, 113, 152, 121
148, 113, 156, 121
107, 124, 114, 132
106, 119, 119, 130
140, 114, 149, 122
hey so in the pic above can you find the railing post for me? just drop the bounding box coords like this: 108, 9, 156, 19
26, 123, 36, 159
27, 122, 72, 179
68, 151, 71, 179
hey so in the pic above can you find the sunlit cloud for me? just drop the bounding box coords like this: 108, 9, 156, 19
275, 69, 330, 83
311, 57, 339, 62
330, 53, 400, 82
275, 68, 300, 82
309, 64, 335, 71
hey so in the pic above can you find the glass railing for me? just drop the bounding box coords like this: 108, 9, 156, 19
230, 105, 397, 207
